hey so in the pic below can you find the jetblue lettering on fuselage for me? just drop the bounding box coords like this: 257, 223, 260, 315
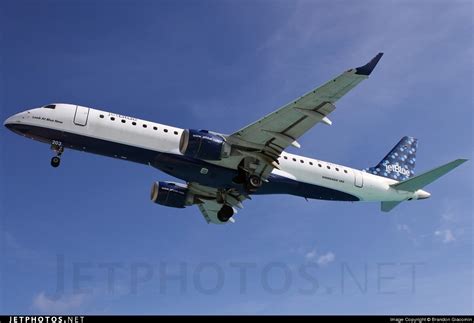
385, 164, 410, 176
108, 113, 136, 121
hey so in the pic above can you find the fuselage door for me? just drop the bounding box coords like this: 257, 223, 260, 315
354, 170, 364, 188
73, 105, 89, 126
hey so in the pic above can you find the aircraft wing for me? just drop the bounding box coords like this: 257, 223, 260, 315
227, 53, 383, 169
187, 182, 248, 224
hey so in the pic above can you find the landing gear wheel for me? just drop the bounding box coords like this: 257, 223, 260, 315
51, 156, 61, 168
248, 175, 262, 189
50, 141, 64, 168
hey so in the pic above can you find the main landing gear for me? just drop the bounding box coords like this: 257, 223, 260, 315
248, 175, 262, 190
50, 141, 64, 168
232, 167, 263, 193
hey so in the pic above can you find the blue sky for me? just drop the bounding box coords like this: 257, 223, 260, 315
1, 0, 472, 315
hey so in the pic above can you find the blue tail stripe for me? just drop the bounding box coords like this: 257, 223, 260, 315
364, 136, 417, 181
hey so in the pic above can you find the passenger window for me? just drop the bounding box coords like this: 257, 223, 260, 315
132, 122, 137, 126
318, 164, 322, 167
121, 120, 126, 123
99, 115, 104, 118
284, 156, 288, 160
174, 131, 178, 135
300, 160, 304, 163
327, 165, 331, 170
164, 129, 168, 133
309, 162, 313, 165
110, 117, 115, 121
336, 168, 339, 171
143, 124, 147, 128
344, 170, 348, 174
153, 126, 158, 130
292, 158, 296, 162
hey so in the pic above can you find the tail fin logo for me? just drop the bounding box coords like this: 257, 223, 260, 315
365, 136, 418, 181
385, 164, 410, 176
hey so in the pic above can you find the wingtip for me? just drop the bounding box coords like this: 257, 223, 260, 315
355, 52, 384, 76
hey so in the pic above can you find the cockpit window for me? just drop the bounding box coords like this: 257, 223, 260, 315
44, 104, 56, 109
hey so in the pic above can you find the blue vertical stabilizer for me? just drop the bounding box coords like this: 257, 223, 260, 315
365, 136, 417, 181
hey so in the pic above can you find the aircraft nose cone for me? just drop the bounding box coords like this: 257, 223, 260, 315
4, 115, 17, 129
4, 112, 27, 132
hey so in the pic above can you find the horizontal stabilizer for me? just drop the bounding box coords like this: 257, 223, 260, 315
381, 201, 402, 212
391, 159, 468, 192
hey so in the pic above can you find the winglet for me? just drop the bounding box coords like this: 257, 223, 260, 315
355, 52, 384, 76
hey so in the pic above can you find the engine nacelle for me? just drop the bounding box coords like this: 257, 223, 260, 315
179, 129, 231, 160
150, 181, 194, 208
217, 204, 235, 223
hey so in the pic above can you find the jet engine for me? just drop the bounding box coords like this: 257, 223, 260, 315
217, 204, 235, 223
179, 129, 231, 160
150, 181, 194, 208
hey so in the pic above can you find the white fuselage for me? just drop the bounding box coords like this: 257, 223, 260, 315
4, 104, 429, 203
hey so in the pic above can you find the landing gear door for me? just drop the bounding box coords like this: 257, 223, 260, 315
74, 105, 89, 126
354, 170, 364, 188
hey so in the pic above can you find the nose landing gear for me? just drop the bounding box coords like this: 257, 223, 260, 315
51, 156, 61, 167
50, 141, 64, 168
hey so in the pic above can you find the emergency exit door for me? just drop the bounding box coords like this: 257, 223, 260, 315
354, 170, 364, 188
73, 105, 89, 126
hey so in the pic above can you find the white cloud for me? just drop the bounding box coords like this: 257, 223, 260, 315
305, 248, 335, 266
441, 210, 455, 222
317, 252, 335, 266
305, 248, 317, 260
397, 224, 411, 233
32, 292, 85, 314
434, 229, 455, 243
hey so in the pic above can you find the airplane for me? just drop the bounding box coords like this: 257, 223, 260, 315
4, 53, 467, 224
